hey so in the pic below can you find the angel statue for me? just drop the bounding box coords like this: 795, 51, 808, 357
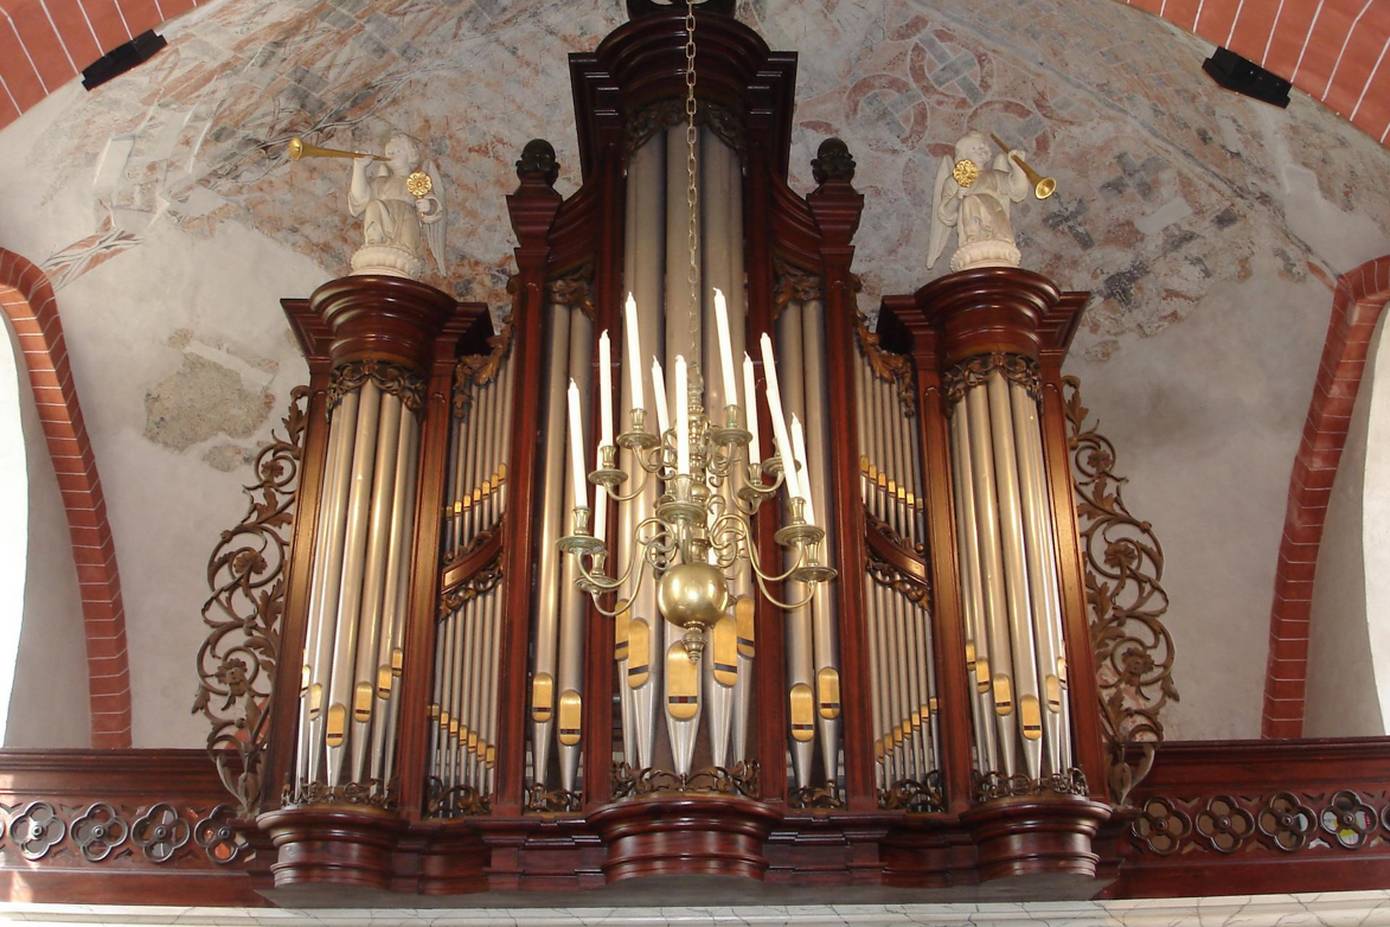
926, 130, 1034, 274
347, 132, 446, 280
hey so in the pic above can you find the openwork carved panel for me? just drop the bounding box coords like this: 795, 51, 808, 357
438, 551, 504, 618
452, 324, 514, 420
1129, 788, 1390, 856
610, 762, 760, 800
625, 98, 744, 156
943, 353, 1040, 407
425, 779, 492, 818
542, 264, 595, 318
523, 785, 584, 814
854, 314, 917, 417
1062, 376, 1177, 806
193, 387, 308, 816
974, 768, 1089, 804
328, 360, 425, 412
866, 551, 931, 609
879, 772, 945, 813
282, 778, 395, 811
0, 800, 252, 866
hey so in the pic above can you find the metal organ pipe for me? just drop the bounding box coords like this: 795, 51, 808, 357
531, 303, 571, 792
348, 392, 402, 783
949, 406, 999, 775
621, 130, 665, 774
299, 388, 358, 787
946, 357, 1077, 790
800, 299, 841, 790
557, 309, 594, 794
323, 381, 382, 786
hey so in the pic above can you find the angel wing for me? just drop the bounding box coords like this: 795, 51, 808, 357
421, 158, 447, 273
926, 154, 956, 269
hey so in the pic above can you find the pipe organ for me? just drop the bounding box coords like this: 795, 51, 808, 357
250, 3, 1117, 898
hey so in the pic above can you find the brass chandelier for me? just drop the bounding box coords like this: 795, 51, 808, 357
558, 0, 835, 660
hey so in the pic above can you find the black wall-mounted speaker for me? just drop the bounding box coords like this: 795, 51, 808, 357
1203, 46, 1292, 108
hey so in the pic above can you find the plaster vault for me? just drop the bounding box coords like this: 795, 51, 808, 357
0, 0, 1389, 744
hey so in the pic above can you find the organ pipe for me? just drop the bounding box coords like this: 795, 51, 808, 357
946, 355, 1077, 789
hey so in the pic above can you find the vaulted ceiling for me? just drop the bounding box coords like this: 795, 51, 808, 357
0, 0, 1388, 746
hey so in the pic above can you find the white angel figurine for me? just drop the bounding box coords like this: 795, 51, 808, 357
926, 131, 1032, 273
347, 132, 445, 280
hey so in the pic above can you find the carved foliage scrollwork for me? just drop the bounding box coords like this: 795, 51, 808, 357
974, 768, 1089, 804
543, 264, 596, 320
866, 550, 931, 609
774, 258, 823, 315
523, 785, 584, 814
192, 387, 309, 816
328, 360, 425, 413
610, 762, 760, 800
282, 778, 396, 811
879, 772, 945, 813
438, 551, 504, 618
452, 324, 514, 420
943, 352, 1040, 408
625, 98, 744, 156
854, 313, 917, 417
790, 783, 848, 811
426, 778, 492, 818
1062, 376, 1177, 806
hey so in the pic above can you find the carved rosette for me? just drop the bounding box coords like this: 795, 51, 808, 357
327, 360, 425, 413
0, 799, 249, 865
1063, 376, 1176, 805
942, 352, 1040, 408
854, 314, 917, 417
625, 98, 744, 156
1128, 787, 1390, 856
193, 387, 309, 816
610, 762, 760, 800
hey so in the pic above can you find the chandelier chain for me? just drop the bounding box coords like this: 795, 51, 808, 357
684, 0, 700, 375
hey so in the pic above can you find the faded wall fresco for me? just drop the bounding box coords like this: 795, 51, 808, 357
0, 0, 1388, 743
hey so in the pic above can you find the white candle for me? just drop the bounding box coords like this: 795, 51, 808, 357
593, 447, 608, 543
566, 379, 588, 510
759, 333, 799, 500
598, 329, 614, 447
742, 352, 761, 465
651, 357, 671, 435
713, 288, 738, 411
624, 293, 644, 413
674, 354, 690, 475
791, 414, 815, 525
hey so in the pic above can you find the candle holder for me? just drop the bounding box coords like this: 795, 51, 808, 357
559, 374, 837, 660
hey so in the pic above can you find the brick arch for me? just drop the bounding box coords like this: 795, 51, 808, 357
1263, 255, 1390, 738
0, 248, 131, 749
0, 0, 1388, 144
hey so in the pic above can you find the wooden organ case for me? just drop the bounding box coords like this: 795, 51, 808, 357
252, 3, 1117, 899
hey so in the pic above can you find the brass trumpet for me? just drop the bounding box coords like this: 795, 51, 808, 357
287, 136, 384, 161
989, 133, 1056, 200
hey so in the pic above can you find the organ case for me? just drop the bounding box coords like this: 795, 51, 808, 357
249, 3, 1116, 898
